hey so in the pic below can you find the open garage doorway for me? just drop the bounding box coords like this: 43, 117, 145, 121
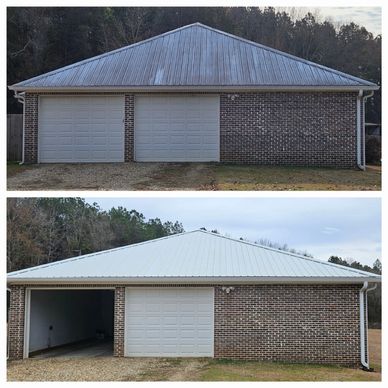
25, 289, 114, 358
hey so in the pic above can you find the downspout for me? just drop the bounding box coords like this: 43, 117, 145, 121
359, 281, 377, 370
363, 91, 375, 169
13, 91, 25, 164
356, 90, 364, 170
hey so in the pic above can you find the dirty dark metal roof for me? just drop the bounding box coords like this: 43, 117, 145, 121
10, 23, 378, 90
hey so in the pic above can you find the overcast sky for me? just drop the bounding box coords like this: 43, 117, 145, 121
84, 197, 381, 267
278, 7, 381, 36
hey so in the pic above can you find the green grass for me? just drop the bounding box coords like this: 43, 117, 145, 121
213, 164, 381, 191
198, 359, 381, 381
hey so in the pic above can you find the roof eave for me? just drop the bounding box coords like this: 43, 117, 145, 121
7, 276, 381, 285
8, 84, 379, 92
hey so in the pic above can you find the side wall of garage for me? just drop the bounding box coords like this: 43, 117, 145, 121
23, 91, 357, 167
8, 283, 362, 366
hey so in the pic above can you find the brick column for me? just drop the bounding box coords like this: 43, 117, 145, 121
24, 93, 39, 164
8, 285, 26, 360
113, 287, 125, 357
124, 94, 134, 162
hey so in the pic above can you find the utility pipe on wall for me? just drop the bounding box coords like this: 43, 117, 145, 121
357, 90, 375, 170
359, 281, 377, 370
356, 90, 364, 170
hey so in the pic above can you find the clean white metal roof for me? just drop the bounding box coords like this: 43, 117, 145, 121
7, 230, 381, 284
10, 23, 377, 91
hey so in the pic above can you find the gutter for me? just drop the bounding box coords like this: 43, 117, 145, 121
6, 276, 381, 285
357, 90, 375, 170
359, 281, 378, 370
13, 91, 25, 165
8, 85, 380, 93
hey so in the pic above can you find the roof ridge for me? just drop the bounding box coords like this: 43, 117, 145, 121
197, 230, 380, 277
7, 231, 193, 277
195, 23, 375, 86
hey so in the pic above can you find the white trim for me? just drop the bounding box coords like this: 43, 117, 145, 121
23, 289, 31, 359
8, 276, 381, 285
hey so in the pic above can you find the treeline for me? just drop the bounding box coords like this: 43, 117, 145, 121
329, 256, 381, 327
7, 198, 184, 272
7, 7, 381, 122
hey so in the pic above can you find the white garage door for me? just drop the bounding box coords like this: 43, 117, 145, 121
135, 95, 220, 162
39, 96, 124, 162
125, 288, 214, 357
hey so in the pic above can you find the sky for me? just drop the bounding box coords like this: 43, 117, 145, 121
278, 7, 382, 36
84, 197, 381, 267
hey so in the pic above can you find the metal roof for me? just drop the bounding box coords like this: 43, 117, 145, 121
10, 23, 377, 91
7, 230, 381, 284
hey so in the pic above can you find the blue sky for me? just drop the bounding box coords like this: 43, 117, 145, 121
84, 197, 381, 267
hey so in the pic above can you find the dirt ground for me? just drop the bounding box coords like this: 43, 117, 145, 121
7, 162, 381, 191
7, 330, 381, 382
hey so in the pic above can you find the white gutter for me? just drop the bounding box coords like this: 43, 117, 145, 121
363, 91, 375, 168
13, 91, 25, 164
356, 90, 365, 170
359, 281, 378, 370
6, 276, 381, 285
357, 90, 376, 170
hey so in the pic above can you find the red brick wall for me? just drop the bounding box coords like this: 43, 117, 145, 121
8, 283, 363, 366
124, 94, 134, 162
113, 287, 125, 357
220, 92, 358, 167
214, 284, 361, 366
8, 285, 25, 360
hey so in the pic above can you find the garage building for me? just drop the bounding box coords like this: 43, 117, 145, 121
7, 230, 380, 367
9, 23, 378, 168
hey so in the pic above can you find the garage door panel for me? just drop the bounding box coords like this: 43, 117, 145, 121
39, 96, 124, 162
125, 288, 214, 357
135, 95, 219, 162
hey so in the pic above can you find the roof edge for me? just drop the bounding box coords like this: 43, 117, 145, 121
6, 276, 381, 285
8, 85, 379, 92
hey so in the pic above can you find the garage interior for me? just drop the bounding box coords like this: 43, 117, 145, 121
28, 289, 114, 358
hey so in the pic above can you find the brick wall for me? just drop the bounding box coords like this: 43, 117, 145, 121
124, 94, 134, 162
24, 93, 39, 163
113, 287, 125, 357
8, 283, 363, 366
23, 91, 358, 167
8, 285, 26, 360
220, 92, 358, 167
214, 284, 361, 366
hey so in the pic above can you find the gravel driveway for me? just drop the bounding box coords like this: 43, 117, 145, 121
7, 163, 215, 191
7, 357, 209, 381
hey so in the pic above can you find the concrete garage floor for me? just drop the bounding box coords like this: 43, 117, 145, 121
31, 339, 113, 359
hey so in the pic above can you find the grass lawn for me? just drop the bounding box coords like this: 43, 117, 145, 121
7, 330, 381, 381
212, 164, 381, 191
